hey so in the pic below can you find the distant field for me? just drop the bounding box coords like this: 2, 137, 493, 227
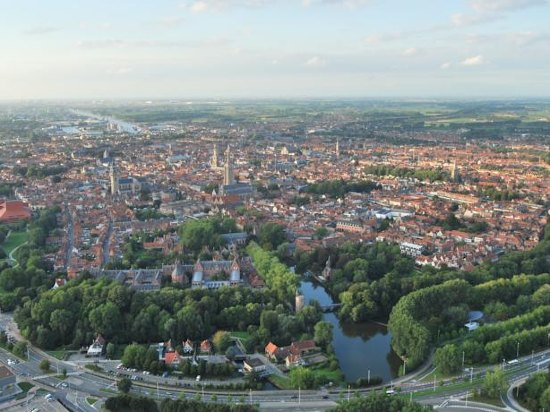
1, 231, 28, 256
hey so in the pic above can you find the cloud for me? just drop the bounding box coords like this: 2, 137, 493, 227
75, 37, 230, 50
461, 55, 486, 66
451, 0, 547, 28
155, 16, 184, 28
364, 33, 402, 44
316, 0, 372, 7
183, 0, 268, 13
305, 56, 328, 67
451, 12, 499, 27
107, 67, 133, 75
440, 62, 452, 70
23, 26, 60, 35
468, 0, 546, 12
402, 47, 419, 57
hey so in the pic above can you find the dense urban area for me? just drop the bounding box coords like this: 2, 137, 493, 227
0, 99, 549, 412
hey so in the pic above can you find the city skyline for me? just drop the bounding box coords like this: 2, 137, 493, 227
1, 0, 550, 99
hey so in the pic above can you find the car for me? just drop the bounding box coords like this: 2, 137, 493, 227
116, 363, 123, 369
45, 394, 54, 401
30, 408, 40, 412
196, 375, 201, 382
291, 395, 298, 399
385, 389, 395, 395
61, 382, 68, 388
322, 395, 329, 399
162, 372, 169, 378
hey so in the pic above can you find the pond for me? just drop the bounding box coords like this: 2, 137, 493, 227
300, 280, 402, 383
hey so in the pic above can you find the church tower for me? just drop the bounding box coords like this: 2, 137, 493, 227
109, 162, 118, 196
295, 289, 305, 313
336, 138, 340, 160
450, 160, 460, 183
211, 144, 219, 169
322, 256, 332, 281
224, 146, 234, 186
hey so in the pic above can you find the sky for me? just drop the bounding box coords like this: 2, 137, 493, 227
0, 0, 549, 99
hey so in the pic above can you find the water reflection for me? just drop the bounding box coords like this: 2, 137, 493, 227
300, 280, 401, 383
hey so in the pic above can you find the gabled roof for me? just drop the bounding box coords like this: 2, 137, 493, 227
265, 342, 278, 356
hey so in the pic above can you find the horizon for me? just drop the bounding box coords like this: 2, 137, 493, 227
1, 0, 549, 99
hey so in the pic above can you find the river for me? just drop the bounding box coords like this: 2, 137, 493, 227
300, 280, 402, 383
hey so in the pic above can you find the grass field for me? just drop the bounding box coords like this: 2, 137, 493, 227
268, 375, 292, 389
47, 350, 72, 360
1, 230, 28, 256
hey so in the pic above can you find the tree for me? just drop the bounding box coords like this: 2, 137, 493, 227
482, 369, 507, 398
212, 331, 232, 353
314, 321, 333, 350
434, 344, 461, 375
118, 377, 132, 394
540, 387, 550, 411
289, 366, 315, 389
258, 223, 286, 250
39, 359, 51, 373
13, 341, 27, 360
106, 342, 116, 359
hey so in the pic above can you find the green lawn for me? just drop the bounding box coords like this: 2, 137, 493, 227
268, 375, 292, 389
310, 364, 345, 386
229, 332, 250, 343
472, 393, 505, 407
1, 231, 28, 256
47, 350, 72, 360
87, 397, 98, 405
17, 382, 34, 393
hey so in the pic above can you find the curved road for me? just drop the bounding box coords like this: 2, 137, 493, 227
2, 311, 549, 411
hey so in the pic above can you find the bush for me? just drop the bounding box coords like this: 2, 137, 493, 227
39, 359, 51, 372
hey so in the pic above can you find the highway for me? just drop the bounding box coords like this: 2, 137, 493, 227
2, 310, 550, 411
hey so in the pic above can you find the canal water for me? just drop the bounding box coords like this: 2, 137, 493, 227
300, 280, 402, 383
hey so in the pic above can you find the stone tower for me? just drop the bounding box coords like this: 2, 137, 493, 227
211, 143, 219, 169
224, 146, 234, 186
109, 162, 118, 196
450, 160, 460, 182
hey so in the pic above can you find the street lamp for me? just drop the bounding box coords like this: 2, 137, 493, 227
516, 341, 520, 359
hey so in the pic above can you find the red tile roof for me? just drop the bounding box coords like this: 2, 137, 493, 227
0, 200, 31, 222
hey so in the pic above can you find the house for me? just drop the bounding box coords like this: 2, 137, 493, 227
200, 339, 212, 354
243, 358, 266, 374
182, 339, 194, 354
87, 334, 105, 357
158, 339, 175, 361
164, 351, 181, 367
289, 340, 317, 356
52, 278, 67, 289
265, 342, 279, 360
264, 341, 289, 362
285, 353, 305, 368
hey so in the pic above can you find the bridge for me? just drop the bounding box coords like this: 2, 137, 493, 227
320, 303, 341, 313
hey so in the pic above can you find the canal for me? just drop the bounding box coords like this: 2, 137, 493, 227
300, 280, 402, 383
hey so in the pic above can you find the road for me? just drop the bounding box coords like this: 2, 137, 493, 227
2, 309, 550, 411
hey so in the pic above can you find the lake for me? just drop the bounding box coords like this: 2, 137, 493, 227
300, 280, 402, 383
